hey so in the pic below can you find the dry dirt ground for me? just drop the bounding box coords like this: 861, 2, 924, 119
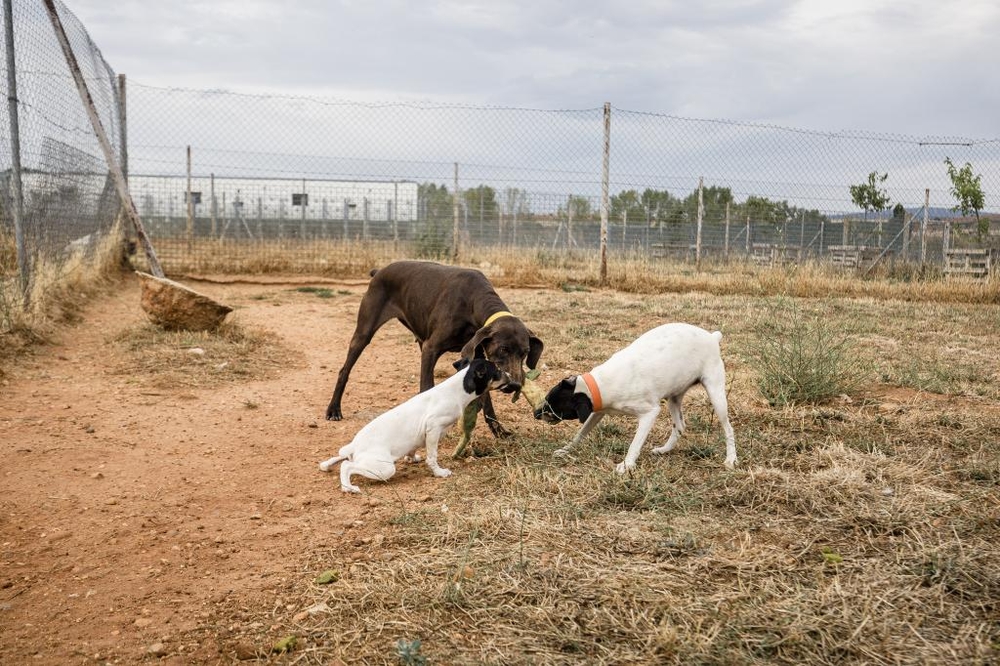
2, 273, 533, 664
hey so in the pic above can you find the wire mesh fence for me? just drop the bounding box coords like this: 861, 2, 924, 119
1, 0, 124, 321
125, 83, 999, 273
3, 0, 1000, 307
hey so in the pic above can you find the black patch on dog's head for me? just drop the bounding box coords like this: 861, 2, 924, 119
534, 376, 593, 424
462, 358, 503, 396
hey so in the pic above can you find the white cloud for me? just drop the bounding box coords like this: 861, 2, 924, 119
63, 0, 999, 135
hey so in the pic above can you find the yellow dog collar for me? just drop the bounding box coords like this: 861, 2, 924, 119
483, 310, 514, 327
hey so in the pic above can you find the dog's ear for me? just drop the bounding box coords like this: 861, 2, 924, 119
526, 332, 544, 369
573, 394, 593, 423
462, 362, 478, 393
460, 326, 492, 361
462, 359, 491, 394
453, 357, 470, 371
560, 376, 576, 391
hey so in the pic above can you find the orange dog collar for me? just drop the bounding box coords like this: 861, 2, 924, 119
581, 373, 603, 412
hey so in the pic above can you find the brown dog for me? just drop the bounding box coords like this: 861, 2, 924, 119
325, 261, 543, 440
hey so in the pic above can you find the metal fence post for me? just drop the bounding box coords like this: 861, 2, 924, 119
117, 73, 127, 180
567, 193, 574, 248
943, 218, 951, 263
210, 174, 217, 237
363, 197, 369, 241
902, 206, 911, 259
724, 201, 730, 260
342, 198, 349, 239
799, 210, 805, 254
600, 102, 610, 284
921, 188, 929, 263
300, 178, 307, 240
186, 145, 193, 251
3, 0, 29, 304
695, 177, 704, 267
452, 162, 460, 260
393, 181, 399, 250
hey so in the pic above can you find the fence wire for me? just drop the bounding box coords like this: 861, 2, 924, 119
125, 83, 999, 272
3, 0, 999, 291
1, 0, 123, 313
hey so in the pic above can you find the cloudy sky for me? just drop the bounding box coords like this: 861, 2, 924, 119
67, 0, 999, 139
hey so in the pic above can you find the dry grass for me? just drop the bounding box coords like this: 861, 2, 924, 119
1, 222, 126, 377
209, 288, 999, 665
142, 238, 1000, 306
109, 319, 301, 389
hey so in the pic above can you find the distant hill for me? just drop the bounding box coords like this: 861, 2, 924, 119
829, 207, 973, 220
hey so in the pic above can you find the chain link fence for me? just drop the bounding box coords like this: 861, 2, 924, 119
126, 84, 999, 273
4, 0, 999, 312
1, 0, 124, 325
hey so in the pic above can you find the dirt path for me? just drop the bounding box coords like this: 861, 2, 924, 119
0, 274, 467, 663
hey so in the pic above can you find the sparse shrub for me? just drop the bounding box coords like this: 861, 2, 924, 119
747, 300, 867, 406
415, 219, 450, 259
396, 638, 428, 666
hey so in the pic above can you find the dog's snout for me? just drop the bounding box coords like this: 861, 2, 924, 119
500, 380, 521, 394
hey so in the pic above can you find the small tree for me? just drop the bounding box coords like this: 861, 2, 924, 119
850, 171, 891, 247
944, 157, 987, 242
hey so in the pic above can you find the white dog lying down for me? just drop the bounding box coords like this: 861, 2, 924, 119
319, 358, 506, 493
534, 322, 736, 473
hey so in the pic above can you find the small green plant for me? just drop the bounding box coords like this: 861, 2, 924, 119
396, 638, 428, 666
747, 300, 867, 406
821, 547, 843, 565
294, 286, 334, 298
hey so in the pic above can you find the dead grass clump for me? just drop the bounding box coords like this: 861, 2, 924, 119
110, 319, 300, 388
1, 224, 127, 376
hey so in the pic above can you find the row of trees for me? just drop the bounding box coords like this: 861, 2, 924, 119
419, 157, 988, 245
420, 182, 826, 233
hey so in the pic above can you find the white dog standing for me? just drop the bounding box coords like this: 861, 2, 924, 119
534, 323, 736, 473
320, 359, 505, 493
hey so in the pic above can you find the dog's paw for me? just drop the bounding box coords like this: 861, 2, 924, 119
724, 457, 737, 470
615, 461, 636, 475
432, 467, 452, 478
651, 443, 675, 456
341, 484, 362, 494
553, 447, 572, 459
404, 454, 424, 464
319, 461, 333, 472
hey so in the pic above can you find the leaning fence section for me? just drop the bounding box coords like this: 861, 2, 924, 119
1, 0, 124, 321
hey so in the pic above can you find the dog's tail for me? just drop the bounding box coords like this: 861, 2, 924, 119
318, 453, 349, 472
